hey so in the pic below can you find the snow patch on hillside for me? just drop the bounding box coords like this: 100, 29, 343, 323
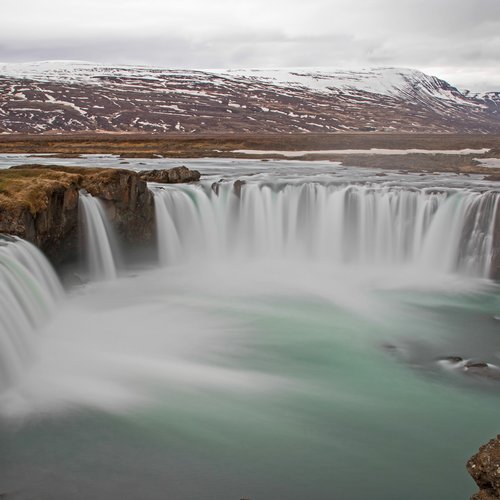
0, 61, 472, 103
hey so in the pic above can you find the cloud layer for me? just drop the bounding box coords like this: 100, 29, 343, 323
1, 0, 499, 91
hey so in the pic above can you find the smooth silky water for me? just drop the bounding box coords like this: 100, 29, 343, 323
78, 192, 120, 281
1, 159, 500, 500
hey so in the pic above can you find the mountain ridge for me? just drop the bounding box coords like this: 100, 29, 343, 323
0, 61, 499, 134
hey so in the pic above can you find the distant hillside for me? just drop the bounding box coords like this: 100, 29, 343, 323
0, 61, 499, 134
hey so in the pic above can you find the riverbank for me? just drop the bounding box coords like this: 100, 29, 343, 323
0, 132, 500, 174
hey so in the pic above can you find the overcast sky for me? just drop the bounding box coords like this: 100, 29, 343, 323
1, 0, 499, 91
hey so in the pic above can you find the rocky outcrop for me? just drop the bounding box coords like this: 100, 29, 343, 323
467, 436, 500, 500
0, 165, 154, 264
437, 357, 500, 381
139, 166, 200, 184
79, 167, 155, 246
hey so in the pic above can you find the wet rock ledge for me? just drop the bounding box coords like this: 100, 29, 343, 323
139, 165, 201, 183
468, 435, 500, 500
0, 164, 199, 264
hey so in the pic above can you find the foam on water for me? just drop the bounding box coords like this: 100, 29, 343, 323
79, 192, 119, 281
1, 163, 500, 500
2, 169, 500, 417
0, 269, 283, 418
0, 236, 63, 392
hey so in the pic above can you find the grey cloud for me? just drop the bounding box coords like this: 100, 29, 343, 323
0, 0, 499, 91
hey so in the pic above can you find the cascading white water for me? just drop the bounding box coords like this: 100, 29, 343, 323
153, 182, 499, 277
0, 235, 63, 391
79, 192, 118, 281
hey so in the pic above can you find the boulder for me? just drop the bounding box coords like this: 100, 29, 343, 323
439, 356, 464, 364
467, 435, 500, 500
211, 182, 220, 196
139, 166, 200, 184
464, 362, 500, 381
436, 356, 500, 381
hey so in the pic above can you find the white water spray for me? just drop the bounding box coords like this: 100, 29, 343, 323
79, 192, 118, 281
154, 182, 499, 277
0, 236, 63, 391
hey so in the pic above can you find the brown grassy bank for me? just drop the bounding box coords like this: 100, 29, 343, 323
1, 132, 500, 157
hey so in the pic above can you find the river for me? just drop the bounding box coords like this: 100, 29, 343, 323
1, 158, 499, 499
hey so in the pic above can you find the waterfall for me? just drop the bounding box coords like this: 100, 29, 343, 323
0, 235, 63, 391
79, 192, 118, 281
153, 182, 499, 277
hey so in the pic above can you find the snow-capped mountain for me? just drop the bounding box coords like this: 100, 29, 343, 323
0, 61, 498, 134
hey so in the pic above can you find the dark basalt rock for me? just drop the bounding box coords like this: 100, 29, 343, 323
139, 166, 200, 184
439, 356, 464, 364
485, 174, 500, 182
211, 182, 220, 196
233, 179, 246, 197
0, 165, 155, 265
0, 169, 80, 263
466, 362, 489, 369
467, 435, 500, 500
436, 356, 500, 381
464, 362, 500, 381
381, 343, 399, 351
82, 169, 155, 247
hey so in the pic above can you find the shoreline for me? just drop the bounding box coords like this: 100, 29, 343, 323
1, 132, 500, 176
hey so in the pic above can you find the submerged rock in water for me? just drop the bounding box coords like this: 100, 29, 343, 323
467, 435, 500, 500
211, 182, 220, 196
437, 356, 500, 381
139, 166, 200, 184
464, 362, 500, 381
233, 179, 246, 197
439, 356, 464, 364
